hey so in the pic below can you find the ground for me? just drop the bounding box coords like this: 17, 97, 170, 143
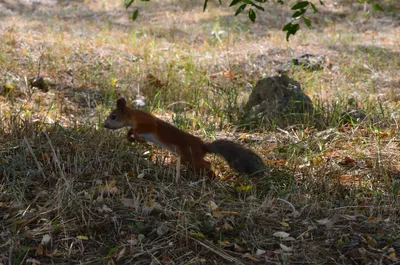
1, 0, 400, 264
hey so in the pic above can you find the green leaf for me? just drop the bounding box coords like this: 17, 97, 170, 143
292, 8, 306, 17
282, 22, 300, 41
249, 8, 256, 22
373, 4, 383, 11
132, 9, 139, 21
229, 0, 241, 7
291, 1, 309, 10
304, 17, 312, 28
106, 247, 116, 259
135, 221, 144, 230
319, 0, 325, 6
236, 184, 253, 192
125, 0, 134, 8
254, 0, 267, 2
235, 4, 247, 15
282, 23, 292, 31
310, 3, 318, 13
0, 53, 7, 63
277, 0, 284, 4
251, 2, 265, 11
241, 0, 253, 4
190, 232, 206, 240
203, 0, 209, 11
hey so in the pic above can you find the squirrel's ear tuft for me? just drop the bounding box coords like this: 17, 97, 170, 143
117, 98, 126, 110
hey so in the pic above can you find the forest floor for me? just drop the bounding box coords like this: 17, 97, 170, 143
1, 0, 400, 264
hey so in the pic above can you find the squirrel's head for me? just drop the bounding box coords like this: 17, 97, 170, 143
104, 98, 129, 130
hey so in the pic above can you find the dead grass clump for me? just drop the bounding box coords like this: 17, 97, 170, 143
2, 113, 400, 264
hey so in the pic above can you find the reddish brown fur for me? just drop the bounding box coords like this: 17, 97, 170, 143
105, 98, 213, 178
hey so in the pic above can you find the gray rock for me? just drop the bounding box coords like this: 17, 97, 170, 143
243, 75, 315, 125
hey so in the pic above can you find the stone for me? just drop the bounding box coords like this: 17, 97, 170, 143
243, 75, 314, 125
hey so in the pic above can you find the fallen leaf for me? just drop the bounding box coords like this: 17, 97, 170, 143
392, 166, 400, 172
233, 243, 246, 253
221, 220, 233, 231
77, 235, 89, 240
280, 221, 290, 228
219, 240, 230, 246
213, 211, 240, 216
146, 73, 166, 88
365, 235, 377, 248
312, 157, 324, 166
146, 200, 153, 207
378, 132, 389, 138
208, 200, 218, 211
316, 218, 332, 226
26, 258, 41, 264
116, 247, 126, 261
161, 256, 175, 265
190, 232, 206, 240
341, 214, 358, 221
110, 78, 118, 87
100, 204, 113, 213
339, 175, 361, 185
273, 231, 290, 238
255, 249, 266, 257
338, 124, 351, 132
41, 234, 51, 246
323, 151, 341, 158
242, 253, 259, 261
235, 185, 252, 192
266, 160, 287, 168
127, 238, 138, 246
239, 133, 249, 139
339, 156, 357, 167
283, 236, 296, 241
121, 198, 135, 208
34, 244, 45, 256
389, 251, 397, 261
365, 160, 374, 168
246, 196, 257, 201
279, 243, 293, 252
222, 70, 235, 79
101, 180, 119, 196
157, 223, 169, 236
39, 153, 50, 162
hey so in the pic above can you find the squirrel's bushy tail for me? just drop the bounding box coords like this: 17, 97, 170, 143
205, 140, 266, 177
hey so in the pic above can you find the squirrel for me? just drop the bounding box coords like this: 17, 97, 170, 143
104, 98, 266, 179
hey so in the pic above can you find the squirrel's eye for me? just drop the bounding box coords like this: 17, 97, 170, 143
111, 114, 117, 120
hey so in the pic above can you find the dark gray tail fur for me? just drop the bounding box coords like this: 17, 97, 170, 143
205, 140, 266, 177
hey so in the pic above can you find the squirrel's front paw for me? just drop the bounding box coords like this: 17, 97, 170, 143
127, 128, 136, 142
127, 134, 137, 142
127, 129, 146, 143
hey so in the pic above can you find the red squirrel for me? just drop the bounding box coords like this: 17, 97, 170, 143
104, 98, 266, 179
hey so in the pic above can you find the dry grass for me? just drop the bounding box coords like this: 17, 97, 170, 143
1, 0, 400, 264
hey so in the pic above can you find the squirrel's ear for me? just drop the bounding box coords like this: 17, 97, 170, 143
116, 98, 126, 111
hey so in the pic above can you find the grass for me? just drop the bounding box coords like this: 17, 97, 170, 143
1, 0, 400, 264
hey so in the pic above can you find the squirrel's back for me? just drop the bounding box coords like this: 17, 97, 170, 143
205, 140, 266, 177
